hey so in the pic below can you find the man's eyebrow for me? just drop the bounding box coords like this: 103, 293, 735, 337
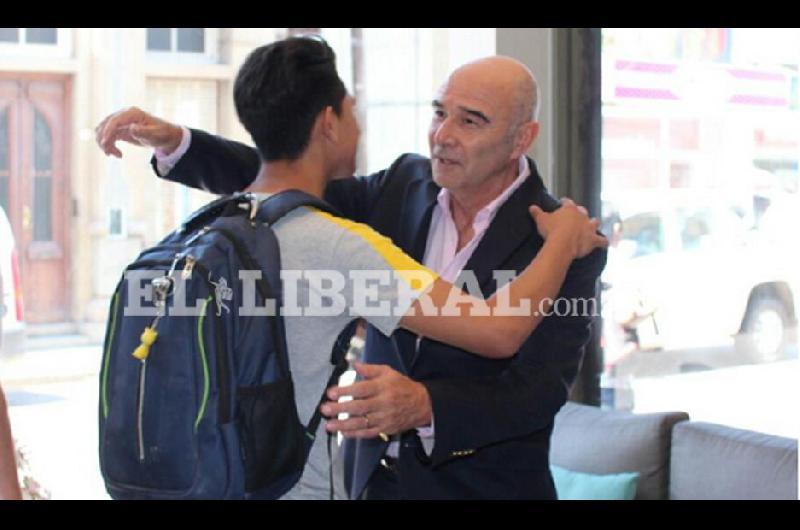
460, 106, 490, 124
431, 100, 490, 124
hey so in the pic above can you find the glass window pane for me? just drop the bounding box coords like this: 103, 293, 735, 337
176, 28, 204, 53
109, 208, 122, 236
0, 28, 19, 42
0, 176, 8, 216
620, 213, 664, 258
0, 107, 8, 170
601, 28, 799, 440
33, 175, 52, 241
34, 109, 52, 172
680, 210, 711, 251
288, 28, 320, 37
25, 28, 57, 44
147, 28, 171, 51
0, 108, 7, 215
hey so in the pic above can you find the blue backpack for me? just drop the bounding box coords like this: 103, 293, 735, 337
99, 190, 351, 499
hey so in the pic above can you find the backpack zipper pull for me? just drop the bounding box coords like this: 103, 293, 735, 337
182, 255, 197, 280
131, 274, 171, 360
132, 326, 158, 361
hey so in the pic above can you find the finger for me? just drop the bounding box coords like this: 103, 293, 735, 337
100, 136, 123, 157
95, 115, 112, 145
324, 414, 379, 434
560, 197, 576, 208
99, 114, 128, 147
528, 205, 543, 219
578, 205, 589, 216
352, 361, 387, 380
99, 125, 129, 155
336, 426, 386, 440
594, 234, 610, 248
98, 128, 124, 157
319, 396, 375, 418
96, 121, 115, 151
326, 379, 378, 401
324, 416, 358, 433
100, 110, 142, 148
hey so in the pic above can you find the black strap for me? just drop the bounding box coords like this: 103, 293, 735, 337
179, 188, 342, 235
327, 431, 335, 500
257, 189, 342, 225
321, 353, 350, 501
309, 319, 359, 500
305, 338, 351, 439
178, 193, 251, 234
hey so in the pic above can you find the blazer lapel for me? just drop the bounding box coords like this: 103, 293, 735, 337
461, 159, 545, 295
398, 176, 440, 261
391, 173, 439, 370
407, 159, 546, 371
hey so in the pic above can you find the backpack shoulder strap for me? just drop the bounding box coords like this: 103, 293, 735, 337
257, 189, 342, 225
179, 193, 252, 235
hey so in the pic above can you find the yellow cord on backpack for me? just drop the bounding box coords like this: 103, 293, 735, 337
132, 326, 158, 361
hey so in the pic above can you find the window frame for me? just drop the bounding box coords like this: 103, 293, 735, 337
145, 28, 219, 65
0, 28, 72, 58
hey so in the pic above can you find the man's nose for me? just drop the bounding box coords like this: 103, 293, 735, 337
432, 118, 457, 147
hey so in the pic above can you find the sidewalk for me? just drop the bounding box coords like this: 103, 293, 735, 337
0, 341, 103, 387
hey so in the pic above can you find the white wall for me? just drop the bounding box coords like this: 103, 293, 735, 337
496, 28, 555, 190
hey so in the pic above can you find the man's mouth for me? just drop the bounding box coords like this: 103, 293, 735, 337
435, 156, 459, 166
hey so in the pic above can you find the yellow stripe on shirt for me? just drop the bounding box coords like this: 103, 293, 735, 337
312, 209, 439, 293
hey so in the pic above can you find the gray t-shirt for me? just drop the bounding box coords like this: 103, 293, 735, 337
260, 199, 437, 500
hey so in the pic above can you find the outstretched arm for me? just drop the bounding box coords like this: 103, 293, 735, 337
399, 200, 607, 358
95, 106, 390, 218
96, 107, 259, 194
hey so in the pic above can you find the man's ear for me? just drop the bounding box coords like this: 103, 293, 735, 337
512, 121, 540, 159
320, 105, 339, 143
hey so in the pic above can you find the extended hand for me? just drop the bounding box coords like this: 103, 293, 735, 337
95, 106, 183, 158
320, 362, 432, 439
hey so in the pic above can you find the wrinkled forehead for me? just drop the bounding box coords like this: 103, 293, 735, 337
434, 70, 514, 118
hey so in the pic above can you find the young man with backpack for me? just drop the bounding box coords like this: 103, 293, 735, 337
97, 36, 605, 499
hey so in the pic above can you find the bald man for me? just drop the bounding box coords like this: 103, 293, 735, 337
96, 54, 607, 499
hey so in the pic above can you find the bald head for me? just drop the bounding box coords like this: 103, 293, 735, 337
446, 56, 539, 126
428, 55, 541, 194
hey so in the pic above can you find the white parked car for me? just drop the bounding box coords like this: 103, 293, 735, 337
0, 205, 25, 358
603, 195, 798, 365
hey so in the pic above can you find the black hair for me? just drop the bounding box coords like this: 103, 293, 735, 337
233, 36, 347, 161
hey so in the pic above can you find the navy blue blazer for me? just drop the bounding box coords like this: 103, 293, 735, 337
155, 129, 607, 499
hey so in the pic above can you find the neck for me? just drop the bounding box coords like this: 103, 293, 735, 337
245, 154, 329, 199
448, 158, 521, 225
